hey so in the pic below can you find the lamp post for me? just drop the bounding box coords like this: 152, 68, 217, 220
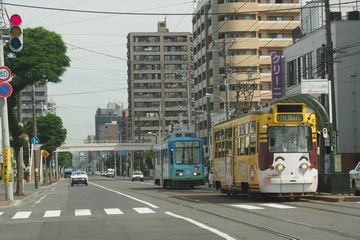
147, 131, 159, 144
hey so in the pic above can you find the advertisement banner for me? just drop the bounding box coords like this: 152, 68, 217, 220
2, 147, 12, 185
271, 52, 283, 100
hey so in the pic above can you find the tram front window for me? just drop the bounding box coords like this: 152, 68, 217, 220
173, 141, 200, 164
268, 126, 312, 153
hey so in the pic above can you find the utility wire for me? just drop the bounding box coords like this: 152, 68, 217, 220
3, 1, 358, 16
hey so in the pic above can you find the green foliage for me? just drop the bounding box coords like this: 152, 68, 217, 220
144, 150, 154, 169
58, 152, 73, 168
25, 114, 67, 155
4, 27, 70, 154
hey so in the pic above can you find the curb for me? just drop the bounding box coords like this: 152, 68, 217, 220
303, 195, 360, 202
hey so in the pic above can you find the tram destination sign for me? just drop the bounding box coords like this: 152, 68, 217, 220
276, 114, 303, 122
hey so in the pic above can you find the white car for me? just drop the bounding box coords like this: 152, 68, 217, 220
71, 171, 88, 186
106, 168, 115, 178
131, 171, 144, 182
350, 161, 360, 195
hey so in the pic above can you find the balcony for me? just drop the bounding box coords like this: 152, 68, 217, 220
258, 21, 300, 31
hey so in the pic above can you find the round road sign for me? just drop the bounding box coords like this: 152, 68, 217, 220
0, 66, 11, 82
0, 82, 13, 98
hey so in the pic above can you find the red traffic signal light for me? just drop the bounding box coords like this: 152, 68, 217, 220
9, 14, 23, 52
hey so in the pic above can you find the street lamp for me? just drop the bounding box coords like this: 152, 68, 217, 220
147, 131, 159, 144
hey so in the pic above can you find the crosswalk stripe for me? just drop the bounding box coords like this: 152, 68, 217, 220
75, 209, 91, 216
104, 208, 123, 215
133, 207, 155, 214
44, 210, 61, 218
260, 203, 296, 209
12, 211, 32, 219
231, 204, 265, 210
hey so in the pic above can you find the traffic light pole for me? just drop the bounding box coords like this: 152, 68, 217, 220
0, 1, 14, 201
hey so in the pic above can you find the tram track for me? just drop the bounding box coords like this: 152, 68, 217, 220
101, 181, 360, 240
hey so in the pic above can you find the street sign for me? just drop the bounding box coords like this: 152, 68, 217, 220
0, 82, 13, 98
31, 136, 40, 145
0, 66, 11, 82
51, 159, 55, 167
42, 150, 49, 159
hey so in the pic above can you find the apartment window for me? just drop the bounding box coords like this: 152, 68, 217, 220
164, 55, 188, 61
164, 36, 188, 42
287, 60, 297, 87
269, 33, 283, 38
134, 73, 161, 80
133, 36, 160, 43
165, 73, 187, 80
134, 64, 161, 70
268, 16, 283, 21
164, 46, 188, 52
133, 46, 160, 52
134, 55, 160, 61
164, 64, 188, 71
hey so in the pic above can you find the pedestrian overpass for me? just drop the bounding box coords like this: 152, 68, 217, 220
56, 142, 154, 153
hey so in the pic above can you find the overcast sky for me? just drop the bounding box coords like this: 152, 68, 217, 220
6, 0, 194, 143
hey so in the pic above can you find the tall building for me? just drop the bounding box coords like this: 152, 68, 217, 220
192, 0, 301, 144
127, 21, 193, 142
95, 102, 123, 141
301, 0, 359, 34
18, 83, 48, 123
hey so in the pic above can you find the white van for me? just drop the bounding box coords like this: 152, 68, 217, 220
106, 168, 115, 178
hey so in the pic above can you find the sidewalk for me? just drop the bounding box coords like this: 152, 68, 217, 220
0, 180, 52, 206
302, 193, 360, 202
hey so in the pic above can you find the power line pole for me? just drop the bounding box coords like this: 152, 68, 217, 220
325, 0, 338, 189
32, 84, 39, 189
0, 0, 14, 200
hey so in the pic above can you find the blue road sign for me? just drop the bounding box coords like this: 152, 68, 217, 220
0, 82, 13, 98
31, 136, 40, 145
51, 159, 56, 167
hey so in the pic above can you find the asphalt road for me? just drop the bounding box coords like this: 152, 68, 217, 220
0, 177, 359, 240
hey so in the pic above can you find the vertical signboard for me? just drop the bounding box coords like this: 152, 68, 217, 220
271, 52, 283, 100
2, 147, 12, 185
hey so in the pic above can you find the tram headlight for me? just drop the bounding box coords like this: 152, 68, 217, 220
275, 163, 285, 173
299, 163, 309, 172
176, 170, 183, 176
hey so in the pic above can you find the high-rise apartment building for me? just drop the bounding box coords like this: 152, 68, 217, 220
18, 83, 48, 123
127, 21, 193, 141
193, 0, 300, 144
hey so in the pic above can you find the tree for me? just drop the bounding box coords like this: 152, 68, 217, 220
4, 27, 70, 194
58, 152, 73, 168
25, 114, 67, 155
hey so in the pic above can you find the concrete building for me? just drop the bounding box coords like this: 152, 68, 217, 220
192, 0, 300, 145
283, 20, 360, 173
127, 21, 193, 142
95, 102, 123, 141
99, 121, 119, 142
18, 83, 48, 123
301, 0, 359, 34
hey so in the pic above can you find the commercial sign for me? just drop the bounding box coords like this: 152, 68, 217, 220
271, 52, 283, 100
301, 79, 329, 94
2, 147, 12, 185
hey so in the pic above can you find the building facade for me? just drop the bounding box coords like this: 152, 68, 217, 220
18, 83, 48, 123
95, 102, 123, 141
301, 0, 359, 34
192, 0, 300, 144
127, 21, 193, 142
283, 20, 360, 173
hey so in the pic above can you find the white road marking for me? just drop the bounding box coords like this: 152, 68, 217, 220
34, 194, 48, 204
75, 209, 91, 216
89, 182, 159, 209
104, 208, 123, 215
260, 203, 296, 209
43, 210, 61, 218
0, 212, 3, 216
165, 212, 236, 240
12, 211, 32, 219
231, 204, 265, 210
51, 188, 55, 192
133, 207, 155, 214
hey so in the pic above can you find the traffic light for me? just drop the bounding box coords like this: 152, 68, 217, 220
9, 14, 23, 52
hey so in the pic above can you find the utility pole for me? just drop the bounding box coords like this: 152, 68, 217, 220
0, 1, 14, 200
32, 84, 39, 189
325, 0, 338, 189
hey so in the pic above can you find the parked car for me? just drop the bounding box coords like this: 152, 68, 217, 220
349, 161, 360, 195
131, 171, 144, 182
95, 171, 101, 176
71, 171, 88, 186
106, 168, 115, 178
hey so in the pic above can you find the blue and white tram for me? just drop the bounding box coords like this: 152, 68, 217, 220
153, 131, 205, 188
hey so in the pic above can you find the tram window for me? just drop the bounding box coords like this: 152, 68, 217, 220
245, 122, 249, 135
250, 121, 256, 134
245, 136, 250, 155
240, 124, 245, 135
250, 135, 256, 154
268, 126, 312, 153
240, 137, 245, 155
